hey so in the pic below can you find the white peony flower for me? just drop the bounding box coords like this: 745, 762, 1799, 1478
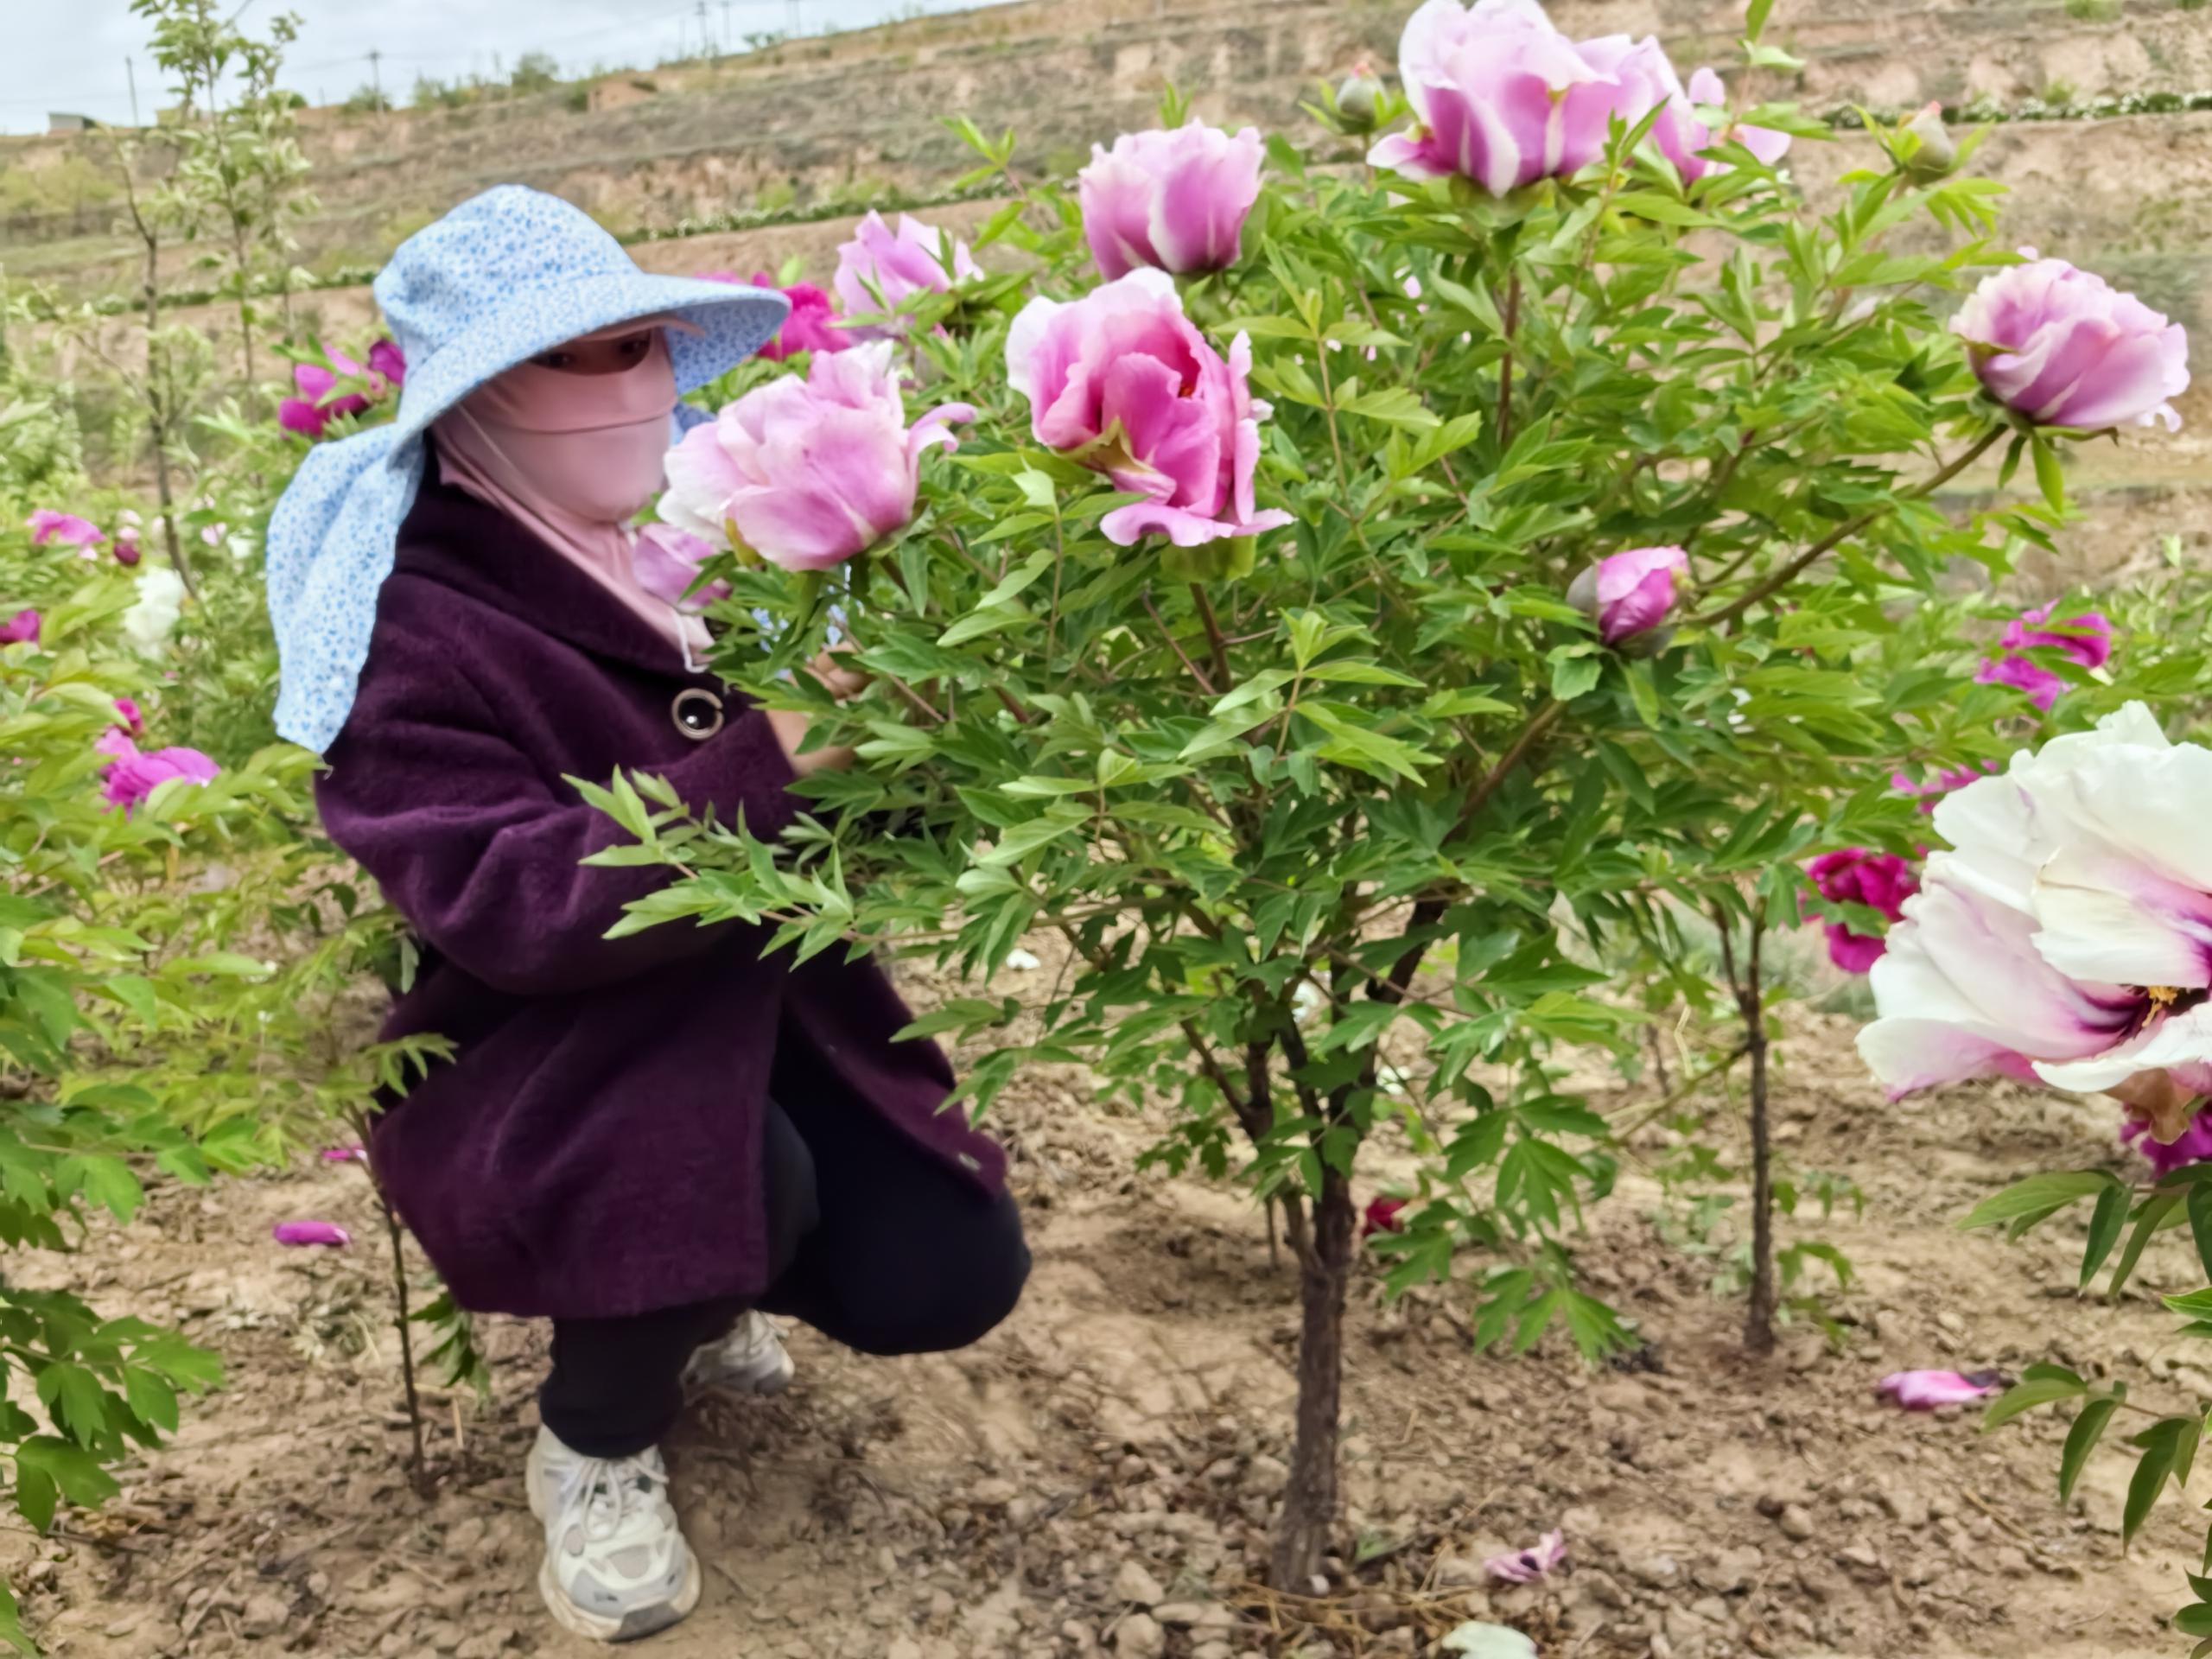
121, 566, 188, 652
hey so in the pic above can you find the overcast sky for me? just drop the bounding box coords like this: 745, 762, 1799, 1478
4, 0, 1006, 134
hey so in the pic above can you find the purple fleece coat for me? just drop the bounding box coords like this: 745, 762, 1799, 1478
315, 478, 1006, 1320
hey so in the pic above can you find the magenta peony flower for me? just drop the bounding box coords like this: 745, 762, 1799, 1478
1485, 1530, 1567, 1583
271, 1219, 351, 1248
1891, 762, 1992, 813
25, 509, 105, 549
96, 728, 220, 813
113, 696, 144, 734
1566, 545, 1688, 645
1367, 0, 1669, 195
1952, 252, 2190, 431
632, 521, 733, 609
831, 212, 982, 338
1876, 1370, 2003, 1409
1006, 269, 1294, 550
2120, 1106, 2212, 1177
1360, 1197, 1409, 1238
319, 1145, 368, 1164
0, 609, 39, 646
660, 340, 973, 572
1077, 122, 1264, 281
1807, 848, 1918, 975
1974, 604, 2113, 712
748, 271, 849, 359
279, 339, 404, 439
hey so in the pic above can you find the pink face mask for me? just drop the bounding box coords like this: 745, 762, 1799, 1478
445, 328, 679, 524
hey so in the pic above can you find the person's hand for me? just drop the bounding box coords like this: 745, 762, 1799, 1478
801, 645, 870, 702
766, 707, 856, 776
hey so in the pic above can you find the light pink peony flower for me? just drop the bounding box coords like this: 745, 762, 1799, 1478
1876, 1370, 2003, 1409
1952, 253, 2190, 431
271, 1219, 351, 1248
26, 509, 105, 549
1859, 704, 2212, 1136
1566, 545, 1687, 645
1807, 849, 1919, 975
279, 338, 404, 439
1974, 604, 2113, 712
659, 339, 973, 571
95, 727, 221, 813
1485, 1529, 1567, 1583
1005, 269, 1294, 550
1367, 0, 1668, 195
0, 609, 39, 646
1077, 123, 1264, 281
831, 212, 982, 338
632, 521, 732, 609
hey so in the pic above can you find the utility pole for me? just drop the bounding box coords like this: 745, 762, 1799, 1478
721, 0, 732, 48
367, 48, 383, 106
696, 0, 710, 57
124, 57, 141, 126
788, 0, 802, 40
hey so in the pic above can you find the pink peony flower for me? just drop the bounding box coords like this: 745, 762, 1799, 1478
831, 212, 982, 338
1361, 1197, 1409, 1237
1807, 849, 1918, 974
113, 696, 144, 734
279, 339, 404, 439
1077, 122, 1264, 281
25, 509, 105, 549
96, 728, 221, 813
1566, 545, 1688, 645
1367, 0, 1669, 195
2120, 1106, 2212, 1176
1876, 1370, 2003, 1409
1485, 1529, 1567, 1583
271, 1219, 351, 1248
0, 608, 39, 646
1647, 64, 1792, 181
1952, 252, 2190, 431
1974, 604, 2113, 712
660, 339, 973, 572
1005, 268, 1294, 550
319, 1145, 368, 1163
632, 521, 733, 609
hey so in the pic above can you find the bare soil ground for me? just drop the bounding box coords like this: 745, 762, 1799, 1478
15, 942, 2212, 1659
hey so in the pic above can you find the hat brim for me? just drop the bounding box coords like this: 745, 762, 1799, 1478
391, 271, 788, 441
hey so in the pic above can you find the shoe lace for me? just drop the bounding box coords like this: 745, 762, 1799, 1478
567, 1452, 665, 1544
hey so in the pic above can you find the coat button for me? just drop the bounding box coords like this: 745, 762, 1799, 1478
671, 687, 724, 741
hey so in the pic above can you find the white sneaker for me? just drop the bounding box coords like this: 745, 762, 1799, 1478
683, 1310, 795, 1397
525, 1426, 702, 1643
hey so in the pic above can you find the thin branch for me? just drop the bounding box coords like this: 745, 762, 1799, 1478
1190, 584, 1233, 694
1688, 424, 2007, 630
1141, 587, 1216, 697
1496, 271, 1522, 452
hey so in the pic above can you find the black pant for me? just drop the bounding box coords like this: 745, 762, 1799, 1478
538, 1047, 1028, 1459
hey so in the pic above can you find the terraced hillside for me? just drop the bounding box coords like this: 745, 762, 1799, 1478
8, 0, 2210, 578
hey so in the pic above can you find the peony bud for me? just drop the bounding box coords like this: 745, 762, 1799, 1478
1567, 545, 1688, 648
1899, 102, 1955, 182
1335, 60, 1385, 131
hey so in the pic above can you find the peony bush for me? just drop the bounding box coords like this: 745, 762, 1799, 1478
593, 0, 2197, 1585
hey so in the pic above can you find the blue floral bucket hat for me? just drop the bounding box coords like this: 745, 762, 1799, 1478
265, 184, 787, 753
